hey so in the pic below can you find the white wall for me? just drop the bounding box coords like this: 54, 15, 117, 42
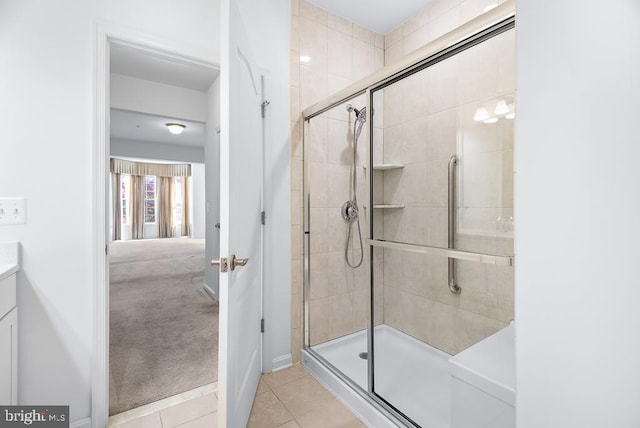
111, 73, 208, 122
191, 163, 206, 238
237, 0, 291, 372
204, 78, 221, 298
516, 0, 640, 426
0, 1, 218, 425
111, 138, 205, 163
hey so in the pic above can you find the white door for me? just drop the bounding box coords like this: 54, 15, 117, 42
217, 0, 264, 427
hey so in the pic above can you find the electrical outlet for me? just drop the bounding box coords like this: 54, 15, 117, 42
0, 198, 26, 225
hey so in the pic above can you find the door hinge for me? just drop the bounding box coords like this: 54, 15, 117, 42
261, 211, 266, 225
261, 100, 270, 118
260, 318, 265, 333
105, 245, 108, 256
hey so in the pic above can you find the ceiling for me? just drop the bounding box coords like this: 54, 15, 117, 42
110, 44, 217, 148
110, 109, 206, 148
109, 2, 429, 148
305, 0, 433, 34
110, 43, 219, 92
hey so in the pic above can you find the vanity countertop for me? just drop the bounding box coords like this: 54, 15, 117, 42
0, 242, 20, 280
0, 264, 19, 281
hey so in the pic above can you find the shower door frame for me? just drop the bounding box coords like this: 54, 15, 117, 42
301, 2, 516, 426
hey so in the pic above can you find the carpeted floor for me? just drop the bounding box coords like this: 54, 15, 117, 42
109, 237, 218, 415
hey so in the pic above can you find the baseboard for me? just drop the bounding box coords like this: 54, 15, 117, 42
203, 283, 217, 300
271, 354, 292, 372
70, 417, 91, 428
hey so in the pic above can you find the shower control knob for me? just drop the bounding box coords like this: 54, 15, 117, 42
341, 200, 359, 222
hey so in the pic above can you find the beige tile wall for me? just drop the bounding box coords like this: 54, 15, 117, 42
291, 0, 517, 361
307, 97, 376, 347
384, 0, 510, 64
290, 0, 385, 359
378, 0, 516, 355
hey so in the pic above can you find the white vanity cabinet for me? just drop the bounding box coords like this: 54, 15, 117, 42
0, 271, 18, 404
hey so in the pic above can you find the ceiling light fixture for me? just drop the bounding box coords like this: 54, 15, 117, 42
484, 117, 499, 124
166, 123, 186, 135
300, 55, 311, 63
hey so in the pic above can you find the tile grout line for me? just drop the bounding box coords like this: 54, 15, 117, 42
258, 376, 298, 427
174, 411, 217, 428
269, 388, 297, 427
284, 370, 366, 428
109, 383, 217, 428
262, 365, 310, 392
260, 368, 315, 427
273, 369, 344, 427
161, 394, 219, 428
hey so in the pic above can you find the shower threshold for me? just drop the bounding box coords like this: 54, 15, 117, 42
304, 324, 451, 428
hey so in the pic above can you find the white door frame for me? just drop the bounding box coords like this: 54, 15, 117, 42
92, 22, 219, 428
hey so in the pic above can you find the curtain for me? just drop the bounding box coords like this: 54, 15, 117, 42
111, 173, 122, 241
158, 177, 174, 238
130, 175, 146, 239
181, 177, 190, 236
110, 158, 193, 240
110, 158, 191, 177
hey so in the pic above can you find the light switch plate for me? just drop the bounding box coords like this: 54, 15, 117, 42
0, 198, 27, 225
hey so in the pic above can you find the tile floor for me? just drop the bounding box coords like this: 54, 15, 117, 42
107, 364, 366, 428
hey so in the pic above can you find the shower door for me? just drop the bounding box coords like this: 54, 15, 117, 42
368, 25, 516, 427
303, 93, 372, 389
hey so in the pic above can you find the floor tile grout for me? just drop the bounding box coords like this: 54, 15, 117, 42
252, 380, 297, 427
271, 390, 296, 427
267, 371, 310, 425
110, 364, 363, 428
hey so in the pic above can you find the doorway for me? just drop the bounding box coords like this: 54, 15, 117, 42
95, 32, 221, 422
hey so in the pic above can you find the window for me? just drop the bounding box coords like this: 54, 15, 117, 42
174, 176, 183, 224
121, 174, 130, 224
144, 175, 156, 223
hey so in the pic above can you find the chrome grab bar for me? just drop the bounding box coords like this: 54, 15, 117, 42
367, 239, 513, 267
448, 155, 461, 294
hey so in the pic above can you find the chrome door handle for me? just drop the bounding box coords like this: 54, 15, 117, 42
211, 257, 229, 272
230, 254, 249, 270
211, 255, 248, 272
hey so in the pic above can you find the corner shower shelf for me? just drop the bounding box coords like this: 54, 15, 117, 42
373, 204, 405, 209
373, 164, 405, 171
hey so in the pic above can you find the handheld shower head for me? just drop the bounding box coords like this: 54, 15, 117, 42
343, 103, 367, 269
346, 104, 367, 123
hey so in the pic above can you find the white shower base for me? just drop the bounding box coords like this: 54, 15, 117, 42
311, 324, 451, 428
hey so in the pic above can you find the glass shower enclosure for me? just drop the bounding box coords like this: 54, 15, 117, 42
301, 5, 516, 427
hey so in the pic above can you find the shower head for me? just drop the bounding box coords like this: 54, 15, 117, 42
346, 104, 367, 123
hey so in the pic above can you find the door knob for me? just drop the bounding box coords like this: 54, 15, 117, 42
211, 257, 229, 272
229, 254, 249, 270
211, 255, 248, 272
